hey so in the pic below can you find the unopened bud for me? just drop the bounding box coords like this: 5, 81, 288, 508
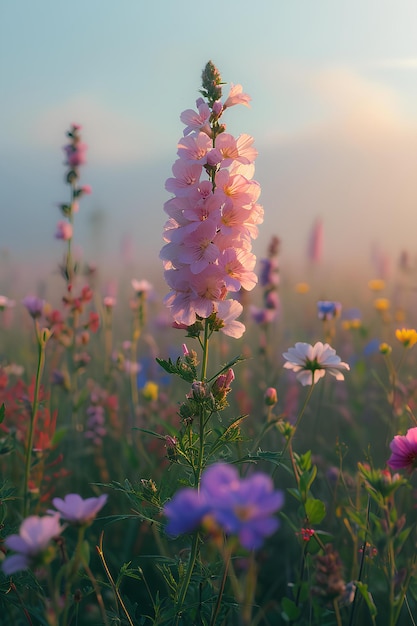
264, 387, 278, 406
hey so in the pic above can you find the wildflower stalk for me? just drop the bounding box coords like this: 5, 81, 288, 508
333, 597, 343, 626
60, 525, 86, 626
274, 383, 316, 478
392, 555, 417, 625
174, 319, 210, 623
210, 542, 231, 626
96, 531, 135, 626
23, 322, 47, 517
81, 555, 110, 626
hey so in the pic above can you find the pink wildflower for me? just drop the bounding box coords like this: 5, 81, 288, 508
161, 63, 262, 337
388, 427, 417, 473
55, 220, 73, 241
223, 83, 251, 109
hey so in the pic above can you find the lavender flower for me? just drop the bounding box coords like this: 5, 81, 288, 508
2, 514, 63, 575
51, 493, 108, 525
22, 295, 45, 319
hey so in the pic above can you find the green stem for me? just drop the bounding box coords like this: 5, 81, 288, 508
333, 597, 343, 626
273, 383, 315, 478
392, 555, 417, 625
174, 319, 211, 623
210, 543, 231, 626
23, 322, 46, 517
61, 526, 86, 626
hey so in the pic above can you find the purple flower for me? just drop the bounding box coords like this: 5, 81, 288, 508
51, 493, 107, 525
201, 464, 283, 550
163, 463, 283, 550
164, 488, 211, 537
2, 514, 62, 575
388, 427, 417, 473
22, 295, 45, 319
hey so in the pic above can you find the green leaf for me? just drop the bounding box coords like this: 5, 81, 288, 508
355, 581, 377, 618
305, 498, 326, 525
299, 465, 317, 499
281, 597, 301, 621
235, 450, 283, 466
287, 487, 302, 502
0, 403, 4, 424
80, 539, 90, 567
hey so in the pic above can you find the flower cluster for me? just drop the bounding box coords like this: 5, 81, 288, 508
164, 463, 283, 550
160, 62, 263, 338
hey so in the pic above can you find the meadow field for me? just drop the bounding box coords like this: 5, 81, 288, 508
1, 62, 417, 626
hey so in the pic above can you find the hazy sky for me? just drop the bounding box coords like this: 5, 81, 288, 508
3, 0, 417, 286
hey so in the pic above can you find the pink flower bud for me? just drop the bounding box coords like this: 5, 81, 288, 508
264, 387, 278, 406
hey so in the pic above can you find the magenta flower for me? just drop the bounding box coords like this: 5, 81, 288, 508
283, 342, 350, 386
164, 463, 283, 550
388, 427, 417, 473
51, 493, 108, 525
2, 514, 62, 575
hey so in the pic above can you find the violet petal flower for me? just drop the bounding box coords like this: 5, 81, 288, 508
202, 464, 284, 550
164, 489, 209, 537
164, 463, 283, 550
51, 493, 108, 525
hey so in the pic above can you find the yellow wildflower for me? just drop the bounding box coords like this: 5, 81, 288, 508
294, 282, 310, 294
368, 279, 385, 292
374, 298, 390, 312
395, 328, 417, 349
379, 342, 392, 355
142, 381, 159, 402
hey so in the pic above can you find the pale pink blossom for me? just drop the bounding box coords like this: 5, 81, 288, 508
216, 300, 245, 338
215, 133, 258, 167
180, 99, 212, 136
55, 220, 73, 240
63, 142, 88, 167
179, 220, 220, 273
283, 342, 350, 386
0, 295, 15, 310
177, 133, 212, 164
165, 160, 202, 197
223, 84, 251, 109
103, 296, 116, 308
219, 248, 258, 291
131, 279, 153, 295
